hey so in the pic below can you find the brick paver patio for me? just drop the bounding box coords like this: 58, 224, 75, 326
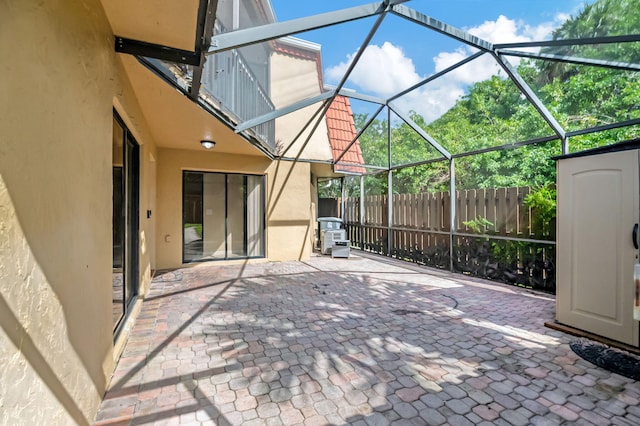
95, 253, 640, 425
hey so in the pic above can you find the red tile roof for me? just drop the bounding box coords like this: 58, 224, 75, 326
326, 96, 365, 174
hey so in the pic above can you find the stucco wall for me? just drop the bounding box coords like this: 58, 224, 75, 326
156, 149, 312, 268
271, 51, 333, 161
0, 0, 156, 424
113, 55, 158, 296
266, 160, 314, 261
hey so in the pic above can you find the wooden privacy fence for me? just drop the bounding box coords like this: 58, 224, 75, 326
341, 186, 556, 293
344, 187, 551, 237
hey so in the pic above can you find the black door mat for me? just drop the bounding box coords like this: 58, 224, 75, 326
570, 338, 640, 381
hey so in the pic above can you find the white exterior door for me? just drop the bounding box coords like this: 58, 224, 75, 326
557, 149, 639, 346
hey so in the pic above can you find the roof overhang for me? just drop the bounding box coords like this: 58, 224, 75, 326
119, 55, 265, 156
101, 0, 201, 51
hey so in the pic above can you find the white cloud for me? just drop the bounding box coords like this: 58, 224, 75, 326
325, 42, 421, 97
468, 15, 533, 43
434, 48, 501, 86
324, 14, 566, 122
433, 48, 468, 73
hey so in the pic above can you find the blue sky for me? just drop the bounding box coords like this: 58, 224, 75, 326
269, 0, 588, 120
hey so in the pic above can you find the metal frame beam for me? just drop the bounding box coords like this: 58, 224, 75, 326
449, 158, 455, 272
335, 162, 387, 171
121, 0, 640, 170
189, 0, 218, 100
494, 34, 640, 49
388, 51, 485, 102
388, 156, 448, 172
493, 53, 566, 140
207, 1, 407, 54
279, 157, 333, 165
391, 5, 493, 51
498, 49, 640, 72
452, 135, 560, 159
389, 104, 452, 160
385, 135, 562, 171
566, 118, 640, 138
278, 99, 331, 157
235, 91, 336, 133
194, 0, 212, 53
136, 56, 276, 160
334, 104, 385, 164
279, 102, 327, 158
387, 107, 393, 256
115, 37, 200, 66
281, 4, 391, 159
337, 90, 387, 105
360, 175, 365, 234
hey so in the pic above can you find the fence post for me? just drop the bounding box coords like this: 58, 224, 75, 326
496, 187, 507, 235
506, 187, 518, 235
449, 158, 456, 272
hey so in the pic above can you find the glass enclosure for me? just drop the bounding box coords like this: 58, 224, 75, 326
132, 0, 640, 293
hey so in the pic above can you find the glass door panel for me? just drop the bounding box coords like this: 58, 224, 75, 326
246, 175, 265, 257
202, 173, 226, 259
112, 112, 139, 335
183, 171, 204, 261
112, 118, 125, 329
227, 175, 247, 258
124, 136, 139, 311
183, 172, 265, 262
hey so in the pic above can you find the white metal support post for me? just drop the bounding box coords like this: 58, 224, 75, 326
360, 175, 365, 249
340, 177, 345, 222
449, 158, 456, 272
387, 108, 393, 257
388, 170, 393, 256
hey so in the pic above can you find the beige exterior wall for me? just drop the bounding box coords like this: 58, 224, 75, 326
266, 160, 314, 261
156, 150, 313, 268
0, 0, 157, 424
113, 56, 158, 297
271, 50, 333, 162
0, 1, 330, 424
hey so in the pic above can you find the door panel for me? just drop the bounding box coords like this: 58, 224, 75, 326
112, 112, 139, 335
557, 150, 639, 346
124, 135, 139, 312
183, 172, 265, 262
202, 173, 226, 259
227, 175, 247, 258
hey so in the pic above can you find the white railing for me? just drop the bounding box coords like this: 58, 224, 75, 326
200, 31, 275, 149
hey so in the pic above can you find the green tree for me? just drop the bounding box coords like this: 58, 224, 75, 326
350, 0, 640, 191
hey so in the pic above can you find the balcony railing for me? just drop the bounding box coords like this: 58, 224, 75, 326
200, 45, 276, 150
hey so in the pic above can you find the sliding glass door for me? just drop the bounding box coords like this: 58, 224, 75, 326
112, 112, 139, 334
183, 171, 265, 262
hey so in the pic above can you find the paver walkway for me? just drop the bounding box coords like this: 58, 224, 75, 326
95, 253, 640, 425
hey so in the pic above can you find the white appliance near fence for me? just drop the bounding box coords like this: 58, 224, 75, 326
331, 240, 350, 258
321, 229, 347, 254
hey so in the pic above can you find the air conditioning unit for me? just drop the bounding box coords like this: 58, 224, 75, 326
331, 239, 350, 258
321, 229, 346, 254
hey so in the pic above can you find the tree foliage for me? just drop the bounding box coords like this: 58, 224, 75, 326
354, 0, 640, 194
